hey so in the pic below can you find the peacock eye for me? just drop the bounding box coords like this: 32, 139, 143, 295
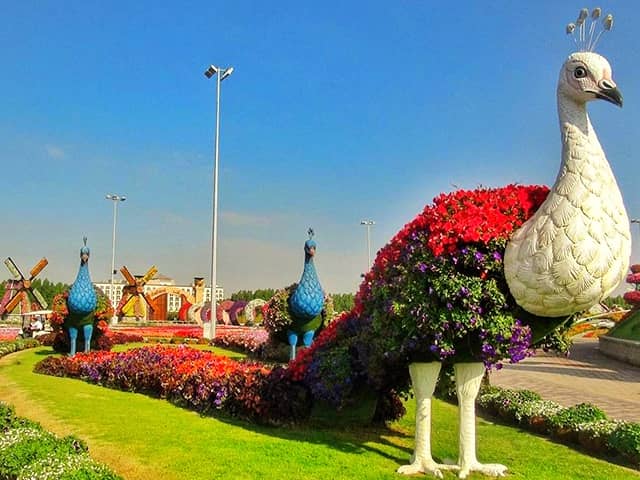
573, 66, 587, 79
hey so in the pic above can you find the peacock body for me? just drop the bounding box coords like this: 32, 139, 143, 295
272, 230, 325, 359
289, 238, 324, 322
67, 241, 97, 316
65, 238, 97, 355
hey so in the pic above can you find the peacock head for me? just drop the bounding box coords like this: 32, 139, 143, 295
560, 8, 622, 107
304, 228, 317, 259
79, 237, 90, 265
558, 52, 622, 107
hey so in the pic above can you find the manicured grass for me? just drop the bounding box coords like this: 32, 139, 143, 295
111, 342, 247, 360
1, 347, 638, 479
608, 309, 640, 341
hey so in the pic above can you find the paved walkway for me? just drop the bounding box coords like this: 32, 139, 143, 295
490, 337, 640, 423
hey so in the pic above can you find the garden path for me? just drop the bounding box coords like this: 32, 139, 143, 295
490, 338, 640, 423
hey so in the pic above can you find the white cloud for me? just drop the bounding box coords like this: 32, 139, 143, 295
45, 144, 66, 159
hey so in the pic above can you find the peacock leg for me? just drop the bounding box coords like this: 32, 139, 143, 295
454, 363, 507, 478
398, 362, 457, 478
287, 331, 298, 360
68, 327, 78, 356
83, 324, 93, 353
302, 330, 315, 347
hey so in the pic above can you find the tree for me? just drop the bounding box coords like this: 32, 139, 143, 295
0, 277, 69, 310
230, 289, 276, 301
330, 293, 355, 313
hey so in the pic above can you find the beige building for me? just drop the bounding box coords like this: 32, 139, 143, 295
95, 275, 224, 319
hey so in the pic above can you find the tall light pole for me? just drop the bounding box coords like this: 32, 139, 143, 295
106, 194, 126, 323
360, 220, 375, 275
632, 219, 640, 241
204, 64, 234, 340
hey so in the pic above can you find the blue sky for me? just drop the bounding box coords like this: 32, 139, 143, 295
2, 2, 639, 295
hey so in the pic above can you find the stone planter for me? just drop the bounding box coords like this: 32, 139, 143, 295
527, 415, 549, 435
577, 431, 610, 455
552, 427, 579, 445
599, 335, 640, 367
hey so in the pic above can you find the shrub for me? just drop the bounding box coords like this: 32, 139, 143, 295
548, 403, 607, 431
608, 422, 640, 464
0, 421, 120, 480
0, 339, 39, 358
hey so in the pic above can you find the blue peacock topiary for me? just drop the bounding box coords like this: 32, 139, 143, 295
263, 229, 327, 360
65, 237, 98, 355
287, 229, 325, 357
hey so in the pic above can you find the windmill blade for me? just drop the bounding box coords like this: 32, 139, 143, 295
140, 292, 155, 312
31, 288, 48, 309
5, 292, 24, 313
29, 258, 48, 280
4, 257, 23, 280
119, 293, 137, 314
120, 266, 137, 286
141, 266, 158, 285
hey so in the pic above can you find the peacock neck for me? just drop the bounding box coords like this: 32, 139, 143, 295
76, 261, 91, 283
302, 255, 317, 278
557, 95, 598, 140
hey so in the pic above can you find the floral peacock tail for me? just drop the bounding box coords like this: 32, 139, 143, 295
287, 184, 578, 412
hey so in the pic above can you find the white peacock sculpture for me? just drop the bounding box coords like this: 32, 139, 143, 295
289, 7, 631, 478
397, 9, 630, 478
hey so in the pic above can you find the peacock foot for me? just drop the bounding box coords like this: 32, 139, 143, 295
397, 459, 458, 478
458, 462, 507, 479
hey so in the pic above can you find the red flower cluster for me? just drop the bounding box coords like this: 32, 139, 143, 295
624, 265, 640, 307
356, 184, 549, 307
35, 344, 310, 424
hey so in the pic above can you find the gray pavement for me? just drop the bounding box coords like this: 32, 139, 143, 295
490, 337, 640, 423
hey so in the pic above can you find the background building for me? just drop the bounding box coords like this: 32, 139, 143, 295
94, 274, 223, 321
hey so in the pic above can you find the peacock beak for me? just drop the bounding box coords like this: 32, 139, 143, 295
595, 83, 623, 107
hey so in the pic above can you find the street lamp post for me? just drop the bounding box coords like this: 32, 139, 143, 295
360, 220, 375, 275
106, 194, 126, 324
204, 64, 234, 340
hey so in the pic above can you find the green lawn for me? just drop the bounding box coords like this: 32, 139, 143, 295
608, 309, 640, 341
1, 347, 638, 480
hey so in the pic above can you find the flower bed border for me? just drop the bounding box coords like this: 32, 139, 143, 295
477, 385, 640, 468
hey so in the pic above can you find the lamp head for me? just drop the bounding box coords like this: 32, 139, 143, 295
221, 67, 234, 80
204, 65, 218, 78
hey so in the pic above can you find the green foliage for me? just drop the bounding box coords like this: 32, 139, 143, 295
608, 422, 640, 462
0, 401, 120, 479
0, 278, 70, 310
331, 293, 355, 313
602, 295, 627, 309
608, 309, 640, 341
0, 339, 39, 358
548, 403, 607, 431
231, 289, 277, 301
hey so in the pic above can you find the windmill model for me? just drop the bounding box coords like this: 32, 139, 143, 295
0, 257, 48, 315
116, 265, 157, 320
